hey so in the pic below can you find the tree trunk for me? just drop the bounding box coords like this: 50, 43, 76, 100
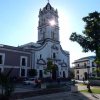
96, 49, 100, 77
1, 86, 4, 95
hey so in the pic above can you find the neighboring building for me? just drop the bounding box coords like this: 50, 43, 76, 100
0, 45, 32, 77
73, 56, 96, 80
0, 2, 70, 79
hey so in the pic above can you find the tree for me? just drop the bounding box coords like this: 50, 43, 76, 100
70, 11, 100, 76
93, 68, 100, 76
69, 68, 75, 79
28, 69, 37, 77
45, 60, 58, 79
0, 69, 15, 100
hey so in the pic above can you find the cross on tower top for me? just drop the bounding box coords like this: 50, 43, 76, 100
47, 0, 50, 3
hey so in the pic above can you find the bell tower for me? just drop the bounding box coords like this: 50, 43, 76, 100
37, 3, 59, 44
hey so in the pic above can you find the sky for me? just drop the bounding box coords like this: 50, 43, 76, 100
0, 0, 99, 66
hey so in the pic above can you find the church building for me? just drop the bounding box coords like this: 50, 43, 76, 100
0, 2, 70, 79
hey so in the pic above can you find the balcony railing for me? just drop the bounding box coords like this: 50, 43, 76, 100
74, 66, 90, 69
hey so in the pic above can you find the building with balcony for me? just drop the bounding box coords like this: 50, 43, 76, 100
73, 56, 96, 80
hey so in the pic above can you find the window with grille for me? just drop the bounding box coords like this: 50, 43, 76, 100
22, 58, 26, 66
0, 55, 2, 64
0, 54, 4, 65
21, 56, 27, 67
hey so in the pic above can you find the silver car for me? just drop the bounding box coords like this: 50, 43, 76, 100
23, 78, 36, 85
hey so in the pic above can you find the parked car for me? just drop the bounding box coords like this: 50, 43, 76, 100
23, 78, 36, 85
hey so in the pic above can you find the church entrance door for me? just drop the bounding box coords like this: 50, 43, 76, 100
63, 71, 65, 78
52, 64, 58, 80
52, 70, 57, 80
39, 70, 43, 78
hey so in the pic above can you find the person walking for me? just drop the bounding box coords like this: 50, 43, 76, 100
87, 82, 92, 93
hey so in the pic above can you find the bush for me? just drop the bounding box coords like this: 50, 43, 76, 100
28, 69, 37, 77
89, 77, 100, 80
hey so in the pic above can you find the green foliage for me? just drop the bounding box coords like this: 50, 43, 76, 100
93, 68, 100, 76
70, 11, 100, 76
69, 70, 75, 79
45, 60, 58, 73
80, 88, 100, 94
89, 77, 100, 80
70, 11, 100, 53
0, 69, 15, 100
28, 69, 37, 77
95, 57, 100, 65
93, 68, 100, 73
46, 60, 53, 73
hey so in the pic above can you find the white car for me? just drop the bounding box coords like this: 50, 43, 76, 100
23, 78, 36, 85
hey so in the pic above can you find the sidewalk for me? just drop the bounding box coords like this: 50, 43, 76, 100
75, 80, 89, 84
0, 87, 41, 94
75, 84, 94, 91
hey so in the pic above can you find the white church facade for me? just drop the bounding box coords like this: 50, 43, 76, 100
0, 3, 70, 79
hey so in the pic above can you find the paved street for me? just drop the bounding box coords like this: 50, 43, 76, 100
17, 83, 100, 100
0, 84, 38, 93
1, 83, 100, 100
17, 91, 100, 100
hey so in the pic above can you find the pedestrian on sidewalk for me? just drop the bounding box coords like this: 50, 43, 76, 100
83, 77, 85, 83
87, 82, 92, 93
